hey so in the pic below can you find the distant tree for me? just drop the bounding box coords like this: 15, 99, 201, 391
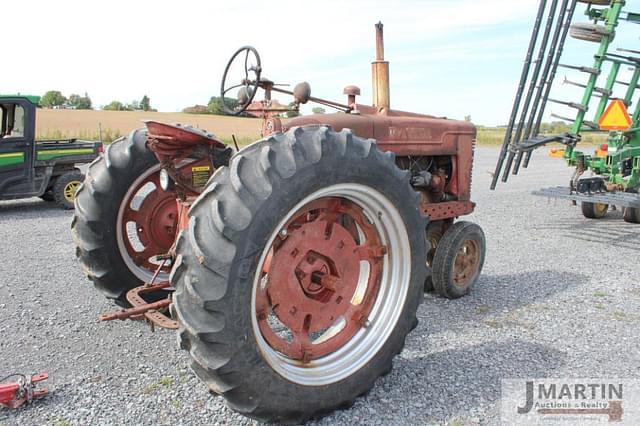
285, 102, 300, 118
208, 96, 238, 115
103, 101, 126, 111
464, 115, 472, 122
41, 90, 67, 108
140, 95, 151, 111
182, 105, 210, 114
68, 92, 92, 110
539, 121, 570, 134
312, 107, 326, 114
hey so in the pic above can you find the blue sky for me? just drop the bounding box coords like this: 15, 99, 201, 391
3, 0, 639, 126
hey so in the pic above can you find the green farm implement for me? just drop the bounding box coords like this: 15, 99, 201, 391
493, 0, 640, 223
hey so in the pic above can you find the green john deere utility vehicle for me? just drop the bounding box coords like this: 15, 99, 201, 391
0, 95, 103, 209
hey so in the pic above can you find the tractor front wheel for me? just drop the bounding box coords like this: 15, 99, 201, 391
172, 126, 427, 423
432, 221, 485, 299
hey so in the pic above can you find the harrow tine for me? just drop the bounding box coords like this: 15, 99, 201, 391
522, 0, 578, 170
558, 63, 600, 75
548, 98, 588, 111
492, 0, 550, 188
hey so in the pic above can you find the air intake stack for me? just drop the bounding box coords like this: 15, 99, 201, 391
372, 22, 390, 111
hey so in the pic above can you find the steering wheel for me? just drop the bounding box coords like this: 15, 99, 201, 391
220, 46, 262, 116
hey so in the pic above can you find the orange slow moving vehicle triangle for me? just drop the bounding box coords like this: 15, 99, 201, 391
599, 99, 633, 131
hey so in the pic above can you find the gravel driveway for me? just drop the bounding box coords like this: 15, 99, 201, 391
1, 147, 639, 425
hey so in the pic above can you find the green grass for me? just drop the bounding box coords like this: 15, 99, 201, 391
476, 127, 608, 146
593, 291, 609, 298
159, 376, 174, 388
37, 128, 124, 144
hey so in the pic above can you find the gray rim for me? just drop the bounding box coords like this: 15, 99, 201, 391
250, 183, 411, 386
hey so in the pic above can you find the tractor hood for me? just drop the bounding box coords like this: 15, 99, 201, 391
284, 104, 476, 156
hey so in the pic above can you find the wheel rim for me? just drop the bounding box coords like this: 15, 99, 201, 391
595, 203, 608, 217
116, 164, 176, 282
251, 183, 411, 386
63, 180, 82, 202
453, 239, 480, 287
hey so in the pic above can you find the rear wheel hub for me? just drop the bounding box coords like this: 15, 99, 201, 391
255, 197, 387, 362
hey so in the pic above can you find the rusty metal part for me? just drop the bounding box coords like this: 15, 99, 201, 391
343, 85, 361, 107
284, 111, 476, 203
100, 281, 177, 330
452, 239, 480, 287
372, 22, 390, 111
119, 171, 178, 277
423, 201, 475, 221
0, 373, 48, 409
255, 197, 384, 362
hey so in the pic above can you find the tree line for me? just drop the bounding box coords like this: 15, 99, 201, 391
39, 90, 155, 112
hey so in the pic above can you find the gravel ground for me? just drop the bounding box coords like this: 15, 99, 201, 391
1, 147, 639, 425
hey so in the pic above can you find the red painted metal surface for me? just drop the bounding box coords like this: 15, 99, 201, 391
423, 201, 475, 221
255, 197, 385, 362
285, 110, 476, 219
144, 121, 226, 163
0, 373, 48, 409
119, 172, 178, 277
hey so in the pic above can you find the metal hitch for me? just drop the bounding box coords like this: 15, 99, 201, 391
0, 373, 49, 409
100, 281, 177, 331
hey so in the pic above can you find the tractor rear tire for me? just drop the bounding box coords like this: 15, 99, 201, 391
172, 125, 428, 423
570, 23, 611, 43
432, 221, 485, 299
581, 201, 608, 219
623, 207, 640, 224
53, 170, 83, 209
72, 129, 161, 305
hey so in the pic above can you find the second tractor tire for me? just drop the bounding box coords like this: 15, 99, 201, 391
72, 129, 160, 305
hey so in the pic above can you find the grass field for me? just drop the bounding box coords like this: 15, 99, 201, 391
36, 110, 263, 145
36, 109, 607, 147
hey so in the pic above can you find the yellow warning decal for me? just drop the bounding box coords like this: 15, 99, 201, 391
191, 165, 212, 187
599, 99, 632, 131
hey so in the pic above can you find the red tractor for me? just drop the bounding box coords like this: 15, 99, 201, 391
72, 23, 485, 423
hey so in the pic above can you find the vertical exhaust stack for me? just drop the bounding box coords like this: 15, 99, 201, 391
372, 22, 390, 112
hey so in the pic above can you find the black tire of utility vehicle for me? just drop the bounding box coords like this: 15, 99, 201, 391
172, 125, 428, 424
623, 207, 640, 224
40, 188, 55, 202
581, 201, 608, 219
72, 129, 159, 305
54, 170, 84, 209
432, 221, 486, 299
